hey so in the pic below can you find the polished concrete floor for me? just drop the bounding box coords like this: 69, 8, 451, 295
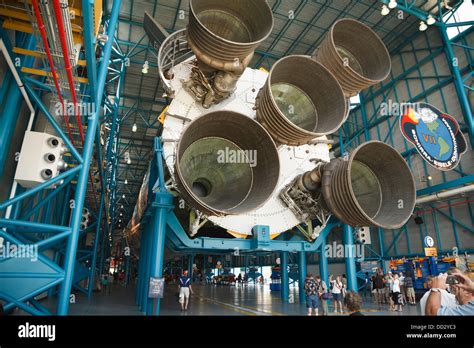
26, 282, 423, 316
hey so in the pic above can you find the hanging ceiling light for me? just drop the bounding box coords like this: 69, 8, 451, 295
122, 194, 125, 199
388, 0, 397, 9
127, 158, 131, 165
426, 15, 436, 25
124, 179, 128, 185
132, 123, 137, 132
121, 205, 124, 208
142, 61, 149, 74
381, 5, 390, 16
419, 21, 428, 31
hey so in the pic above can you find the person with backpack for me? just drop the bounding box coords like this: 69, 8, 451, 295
304, 273, 319, 315
178, 270, 194, 311
315, 275, 329, 315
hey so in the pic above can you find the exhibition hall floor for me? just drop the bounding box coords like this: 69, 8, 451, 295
17, 283, 423, 316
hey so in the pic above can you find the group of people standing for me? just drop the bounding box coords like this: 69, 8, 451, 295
368, 268, 416, 312
304, 273, 360, 315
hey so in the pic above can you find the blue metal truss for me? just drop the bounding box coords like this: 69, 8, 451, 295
0, 0, 123, 315
338, 2, 474, 264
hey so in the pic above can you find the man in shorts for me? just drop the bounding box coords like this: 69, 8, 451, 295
405, 271, 416, 305
304, 273, 319, 315
178, 270, 194, 311
374, 269, 385, 304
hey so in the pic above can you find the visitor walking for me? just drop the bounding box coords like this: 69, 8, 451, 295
178, 270, 194, 311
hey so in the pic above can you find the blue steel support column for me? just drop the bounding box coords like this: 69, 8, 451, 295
0, 34, 36, 176
319, 240, 329, 287
378, 228, 387, 273
0, 70, 12, 108
359, 93, 371, 142
298, 251, 307, 304
439, 24, 474, 148
280, 251, 289, 302
84, 0, 109, 282
140, 222, 152, 312
145, 138, 174, 315
82, 0, 97, 100
244, 255, 248, 277
87, 192, 104, 299
99, 223, 108, 275
135, 227, 145, 305
343, 224, 358, 292
146, 193, 174, 315
56, 0, 122, 315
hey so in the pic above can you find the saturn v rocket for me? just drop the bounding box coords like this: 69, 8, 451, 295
132, 0, 416, 242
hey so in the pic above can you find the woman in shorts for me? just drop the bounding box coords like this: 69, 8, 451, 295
330, 275, 344, 313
